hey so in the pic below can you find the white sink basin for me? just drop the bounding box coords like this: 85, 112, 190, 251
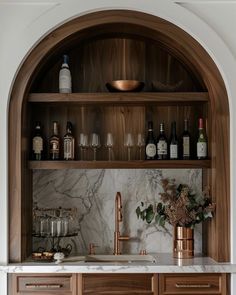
62, 254, 157, 264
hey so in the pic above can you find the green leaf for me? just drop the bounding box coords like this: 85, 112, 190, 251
159, 215, 166, 227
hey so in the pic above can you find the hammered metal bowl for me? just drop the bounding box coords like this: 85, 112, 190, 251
106, 80, 145, 92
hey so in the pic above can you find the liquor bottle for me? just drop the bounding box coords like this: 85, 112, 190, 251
145, 121, 156, 160
157, 123, 168, 160
169, 121, 178, 159
49, 121, 60, 160
59, 54, 72, 93
182, 119, 191, 159
197, 118, 207, 159
63, 121, 75, 160
32, 121, 43, 160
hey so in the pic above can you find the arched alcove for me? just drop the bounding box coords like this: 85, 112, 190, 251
8, 10, 229, 262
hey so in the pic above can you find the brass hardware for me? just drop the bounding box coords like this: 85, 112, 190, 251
175, 283, 211, 288
114, 192, 130, 255
25, 284, 62, 289
139, 249, 147, 255
89, 243, 99, 255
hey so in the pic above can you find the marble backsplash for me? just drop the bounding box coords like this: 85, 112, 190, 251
33, 169, 202, 255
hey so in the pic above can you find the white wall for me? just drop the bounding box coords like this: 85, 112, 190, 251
1, 0, 236, 293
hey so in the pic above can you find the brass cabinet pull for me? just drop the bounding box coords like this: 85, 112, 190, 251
175, 283, 211, 288
25, 283, 62, 289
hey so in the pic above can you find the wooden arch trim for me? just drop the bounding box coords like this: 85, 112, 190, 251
8, 10, 229, 262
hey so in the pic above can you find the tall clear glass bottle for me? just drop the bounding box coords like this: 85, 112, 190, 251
63, 121, 75, 160
49, 121, 60, 160
59, 54, 72, 93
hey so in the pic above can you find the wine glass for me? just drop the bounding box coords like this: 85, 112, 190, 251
136, 133, 145, 160
124, 133, 134, 161
105, 133, 114, 161
79, 133, 88, 160
90, 133, 101, 161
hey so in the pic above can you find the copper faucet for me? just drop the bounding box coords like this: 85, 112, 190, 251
114, 192, 130, 255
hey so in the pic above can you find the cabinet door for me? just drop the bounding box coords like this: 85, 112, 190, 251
159, 273, 227, 295
8, 274, 77, 295
81, 274, 158, 295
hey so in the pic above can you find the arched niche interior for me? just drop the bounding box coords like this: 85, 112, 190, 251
8, 10, 229, 262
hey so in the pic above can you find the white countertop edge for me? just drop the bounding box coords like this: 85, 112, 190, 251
2, 254, 236, 274
1, 263, 236, 274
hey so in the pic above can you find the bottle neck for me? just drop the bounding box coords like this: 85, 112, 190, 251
53, 123, 59, 136
184, 120, 189, 132
160, 124, 165, 134
171, 123, 176, 137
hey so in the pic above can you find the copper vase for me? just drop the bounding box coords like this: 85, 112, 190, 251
173, 226, 194, 258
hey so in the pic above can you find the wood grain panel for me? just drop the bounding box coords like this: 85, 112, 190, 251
82, 274, 153, 293
159, 273, 227, 295
28, 92, 209, 104
8, 274, 77, 295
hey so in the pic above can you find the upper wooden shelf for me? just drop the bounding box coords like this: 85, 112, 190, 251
28, 160, 211, 170
28, 92, 208, 104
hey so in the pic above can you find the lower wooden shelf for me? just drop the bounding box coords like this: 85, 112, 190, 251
28, 160, 211, 170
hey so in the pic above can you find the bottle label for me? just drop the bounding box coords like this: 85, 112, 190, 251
197, 142, 207, 157
64, 138, 74, 159
170, 144, 178, 159
59, 68, 72, 93
146, 143, 156, 157
157, 140, 167, 155
50, 139, 59, 154
183, 137, 190, 156
33, 136, 43, 154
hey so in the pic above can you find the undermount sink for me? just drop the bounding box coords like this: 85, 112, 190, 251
62, 254, 157, 264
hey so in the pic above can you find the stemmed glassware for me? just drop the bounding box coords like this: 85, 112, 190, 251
90, 133, 101, 161
105, 133, 114, 161
79, 133, 89, 160
136, 133, 145, 160
124, 133, 134, 161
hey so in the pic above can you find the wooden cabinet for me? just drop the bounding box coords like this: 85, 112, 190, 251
8, 274, 77, 295
9, 273, 228, 295
159, 273, 227, 295
81, 273, 158, 294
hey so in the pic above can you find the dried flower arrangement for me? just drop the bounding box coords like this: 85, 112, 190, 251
136, 178, 215, 228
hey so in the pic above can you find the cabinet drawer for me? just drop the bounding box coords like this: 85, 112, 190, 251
82, 274, 156, 294
159, 273, 226, 294
9, 274, 76, 295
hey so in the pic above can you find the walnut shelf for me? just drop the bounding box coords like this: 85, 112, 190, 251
28, 160, 211, 170
28, 92, 208, 105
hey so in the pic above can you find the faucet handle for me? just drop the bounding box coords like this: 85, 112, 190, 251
88, 243, 99, 255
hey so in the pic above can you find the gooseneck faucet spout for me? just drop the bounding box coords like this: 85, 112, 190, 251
114, 192, 130, 255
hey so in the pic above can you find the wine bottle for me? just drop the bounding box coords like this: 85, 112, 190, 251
197, 118, 207, 159
157, 123, 168, 160
63, 121, 75, 160
145, 121, 156, 160
49, 121, 60, 160
59, 54, 72, 93
169, 121, 178, 159
182, 119, 190, 159
32, 121, 43, 160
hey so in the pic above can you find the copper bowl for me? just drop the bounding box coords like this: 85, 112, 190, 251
106, 80, 145, 92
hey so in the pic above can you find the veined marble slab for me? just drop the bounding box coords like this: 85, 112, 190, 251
2, 254, 235, 273
33, 169, 203, 255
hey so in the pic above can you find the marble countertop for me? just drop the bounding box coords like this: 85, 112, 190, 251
1, 254, 236, 273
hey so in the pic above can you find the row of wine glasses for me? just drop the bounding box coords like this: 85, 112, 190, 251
79, 132, 145, 161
